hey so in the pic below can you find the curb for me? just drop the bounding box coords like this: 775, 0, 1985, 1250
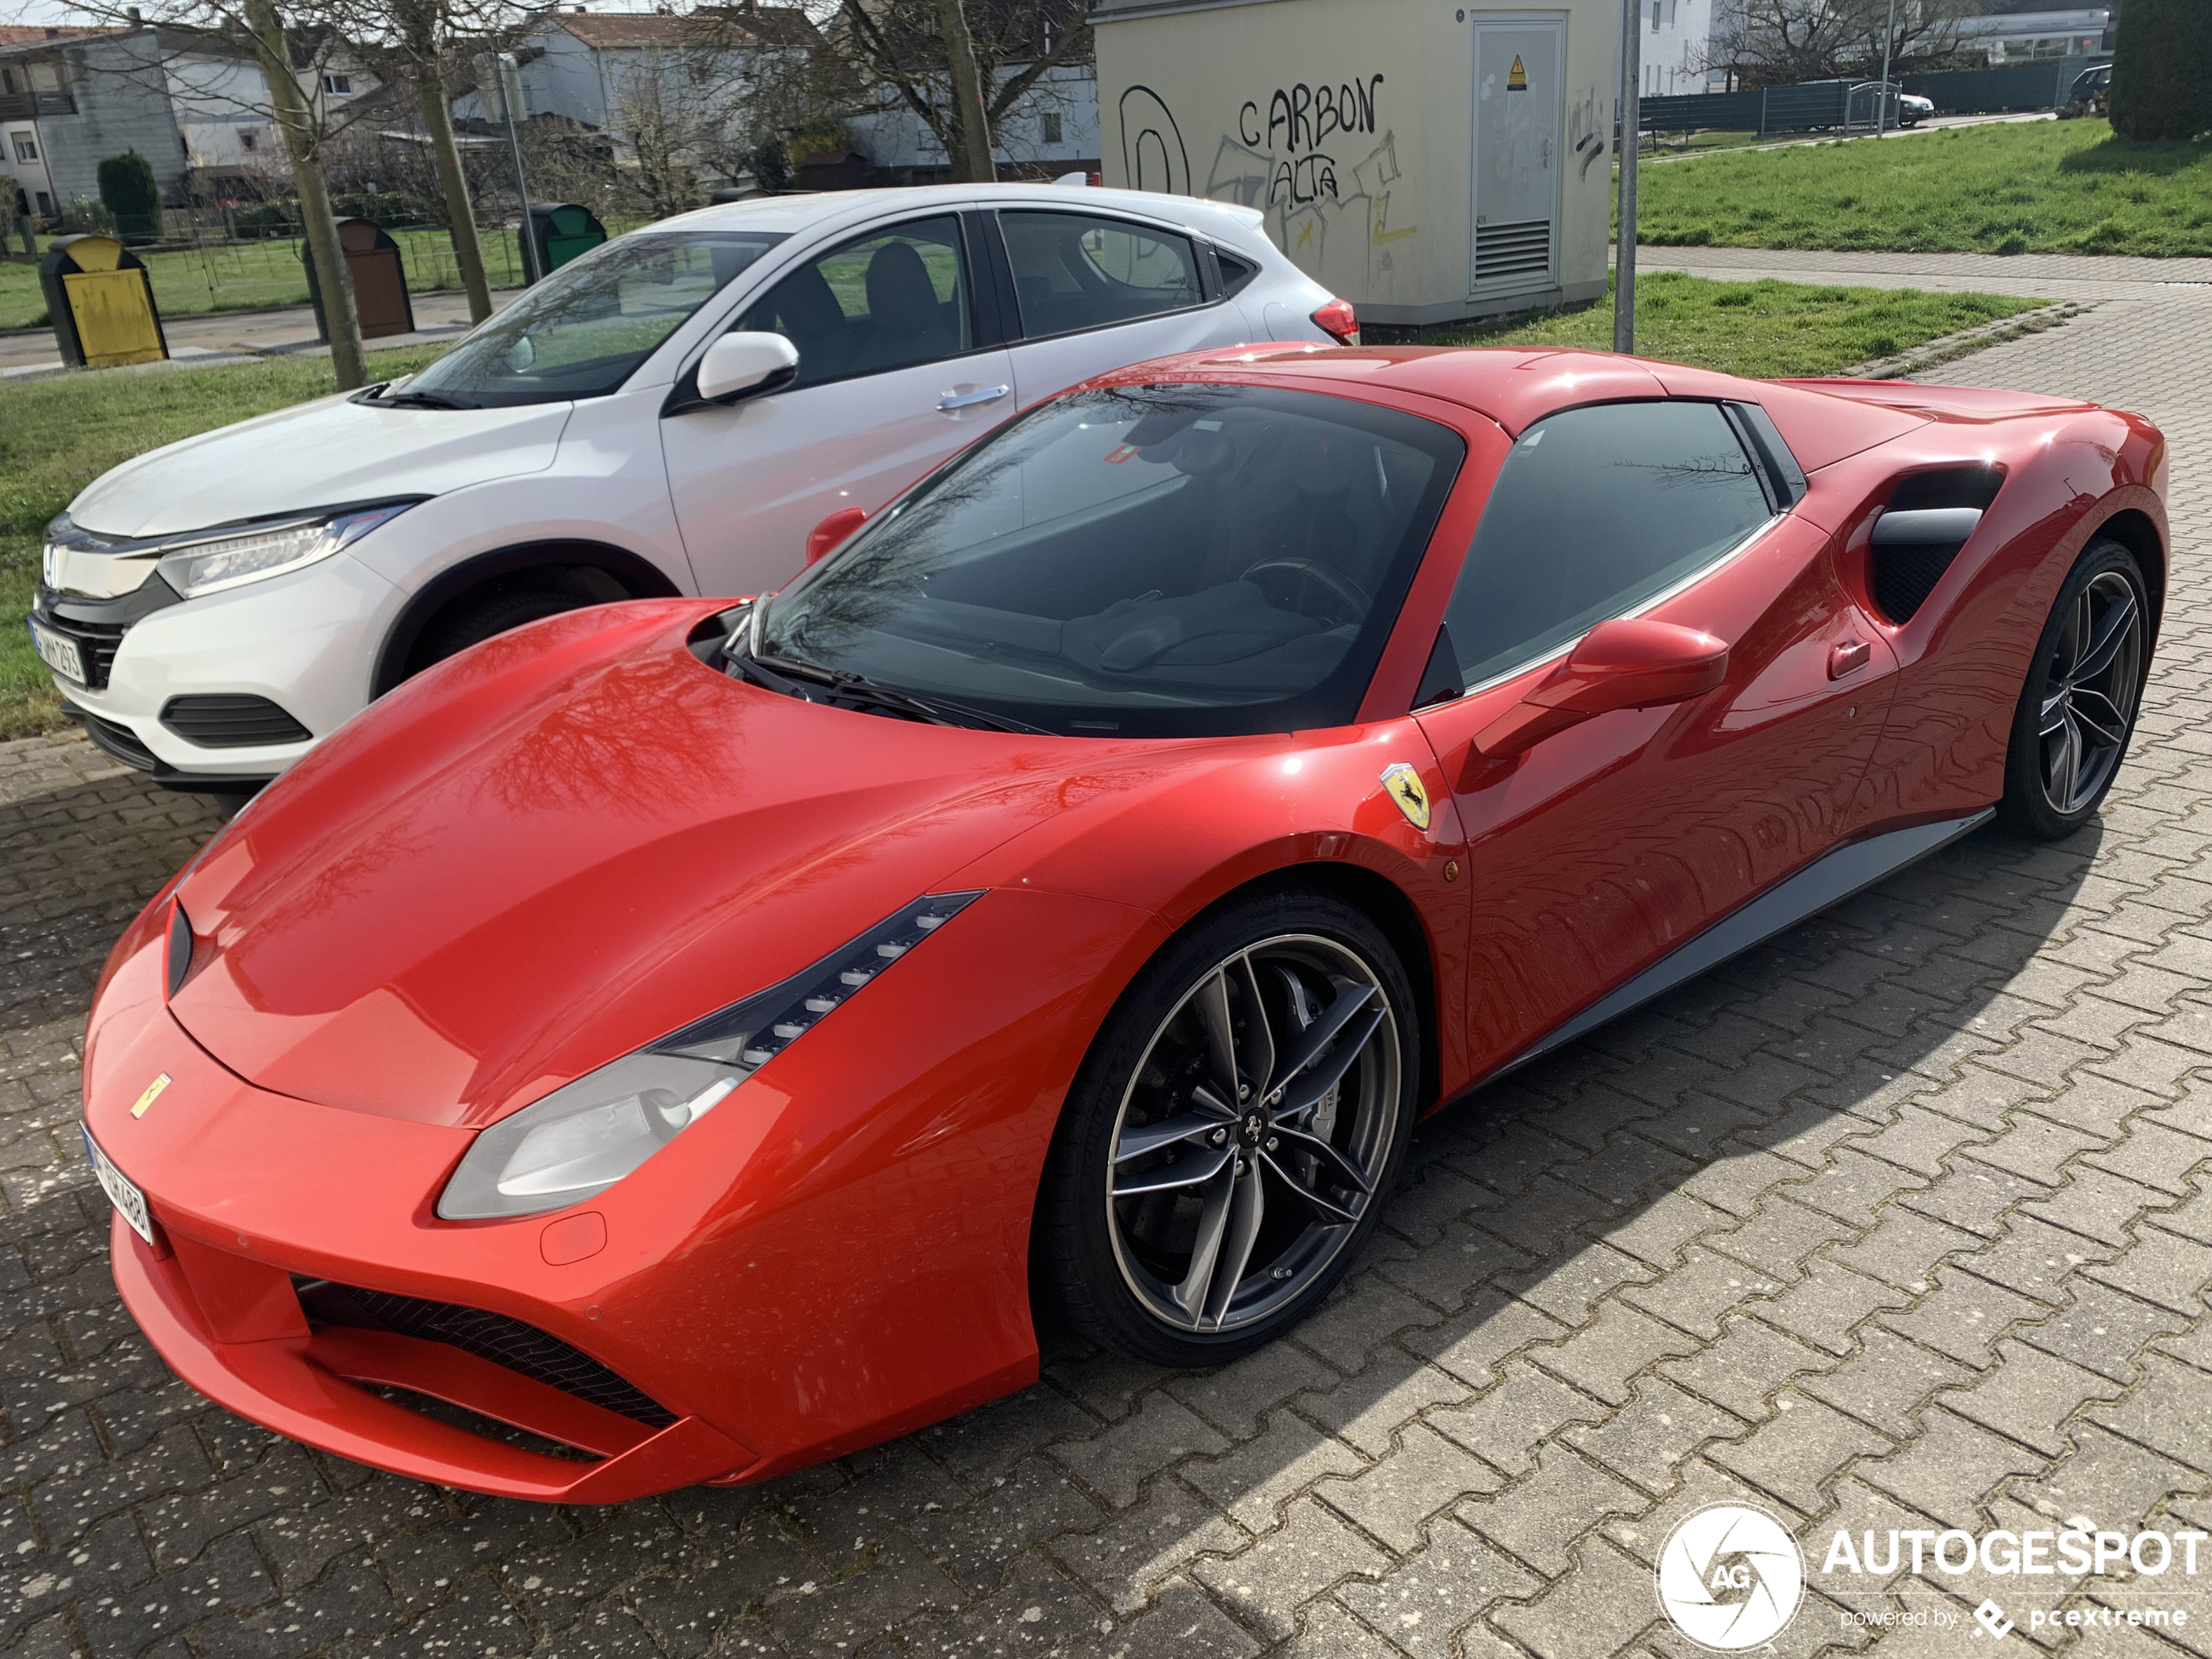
1836, 300, 2087, 380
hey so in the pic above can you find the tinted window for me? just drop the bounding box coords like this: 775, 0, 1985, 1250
755, 384, 1463, 738
1001, 212, 1203, 339
403, 231, 782, 408
736, 215, 973, 389
1443, 401, 1774, 688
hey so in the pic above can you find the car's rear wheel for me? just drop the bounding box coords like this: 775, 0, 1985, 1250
2000, 536, 2150, 840
1035, 889, 1414, 1366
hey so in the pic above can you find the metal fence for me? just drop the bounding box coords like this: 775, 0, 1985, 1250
1639, 52, 2107, 140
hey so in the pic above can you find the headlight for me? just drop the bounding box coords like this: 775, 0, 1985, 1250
436, 890, 983, 1219
155, 502, 415, 599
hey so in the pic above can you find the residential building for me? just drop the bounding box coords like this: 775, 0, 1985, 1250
0, 28, 183, 220
1956, 8, 2110, 64
1637, 0, 1722, 96
845, 62, 1100, 182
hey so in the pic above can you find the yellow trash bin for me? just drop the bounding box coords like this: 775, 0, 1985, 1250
40, 234, 168, 369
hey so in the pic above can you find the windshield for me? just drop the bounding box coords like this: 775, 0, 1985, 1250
400, 231, 785, 408
754, 383, 1464, 737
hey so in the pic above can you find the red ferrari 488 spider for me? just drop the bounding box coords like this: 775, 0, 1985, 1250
81, 345, 2165, 1502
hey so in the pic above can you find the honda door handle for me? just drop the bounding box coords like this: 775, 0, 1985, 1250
938, 385, 1009, 411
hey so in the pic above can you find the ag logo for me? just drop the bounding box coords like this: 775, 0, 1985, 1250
1654, 1501, 1804, 1651
1379, 763, 1432, 831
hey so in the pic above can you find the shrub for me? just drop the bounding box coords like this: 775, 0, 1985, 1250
2109, 0, 2212, 142
60, 196, 115, 236
96, 152, 160, 244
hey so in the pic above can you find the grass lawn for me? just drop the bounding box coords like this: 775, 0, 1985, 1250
1440, 269, 2044, 378
1637, 118, 2212, 257
0, 269, 2047, 745
0, 343, 448, 742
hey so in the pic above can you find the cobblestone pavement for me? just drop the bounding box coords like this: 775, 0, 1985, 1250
4, 294, 2211, 1659
1638, 246, 2212, 304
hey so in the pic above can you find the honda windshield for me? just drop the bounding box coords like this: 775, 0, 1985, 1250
751, 383, 1464, 738
395, 230, 785, 408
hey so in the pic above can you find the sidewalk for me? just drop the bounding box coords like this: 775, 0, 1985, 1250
0, 287, 516, 377
1635, 244, 2212, 305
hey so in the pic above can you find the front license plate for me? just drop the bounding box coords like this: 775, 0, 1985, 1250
82, 1126, 154, 1244
28, 617, 85, 685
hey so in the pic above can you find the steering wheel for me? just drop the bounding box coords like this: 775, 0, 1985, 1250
1239, 558, 1371, 628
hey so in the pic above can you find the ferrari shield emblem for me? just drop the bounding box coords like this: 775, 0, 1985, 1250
130, 1073, 172, 1119
1379, 764, 1432, 831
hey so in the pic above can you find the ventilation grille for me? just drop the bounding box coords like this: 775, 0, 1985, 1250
330, 1285, 678, 1428
1872, 543, 1961, 624
159, 694, 311, 748
1476, 220, 1553, 283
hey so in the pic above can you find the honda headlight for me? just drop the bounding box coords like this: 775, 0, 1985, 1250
436, 891, 983, 1219
155, 502, 415, 599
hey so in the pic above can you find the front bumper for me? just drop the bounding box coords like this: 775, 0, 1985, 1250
36, 551, 403, 784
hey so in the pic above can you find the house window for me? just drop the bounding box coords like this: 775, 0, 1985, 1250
322, 72, 353, 94
12, 134, 37, 163
28, 62, 62, 93
35, 190, 52, 214
1041, 111, 1062, 144
239, 128, 258, 152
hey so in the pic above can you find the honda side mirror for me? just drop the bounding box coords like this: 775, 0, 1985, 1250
697, 332, 799, 403
806, 506, 867, 565
1474, 618, 1730, 759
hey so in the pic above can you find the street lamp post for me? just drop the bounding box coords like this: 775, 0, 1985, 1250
1877, 0, 1898, 136
1615, 0, 1642, 353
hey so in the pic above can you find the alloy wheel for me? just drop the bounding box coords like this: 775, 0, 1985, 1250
1104, 933, 1402, 1334
2038, 569, 2144, 816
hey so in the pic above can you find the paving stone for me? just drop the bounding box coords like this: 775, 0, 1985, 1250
1190, 1497, 1389, 1642
1181, 1412, 1366, 1534
1656, 1312, 1833, 1423
1620, 1246, 1782, 1341
1333, 1519, 1540, 1659
1561, 1376, 1744, 1497
1854, 1409, 2050, 1531
2086, 1352, 2212, 1475
1798, 1325, 1977, 1439
908, 1454, 1107, 1593
1047, 1393, 1228, 1509
1316, 1420, 1504, 1553
1707, 1394, 1893, 1515
1527, 1301, 1703, 1406
2084, 1224, 2212, 1314
1491, 1534, 1660, 1659
1295, 1354, 1473, 1459
1429, 1360, 1608, 1478
1457, 1447, 1648, 1576
1401, 1287, 1569, 1392
1098, 1577, 1258, 1659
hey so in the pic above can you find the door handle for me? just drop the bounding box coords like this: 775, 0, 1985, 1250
938, 385, 1009, 411
1829, 639, 1872, 679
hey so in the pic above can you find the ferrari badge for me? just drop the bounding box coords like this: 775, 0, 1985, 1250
1379, 764, 1432, 831
131, 1072, 172, 1118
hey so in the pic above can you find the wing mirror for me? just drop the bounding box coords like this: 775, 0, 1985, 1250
1474, 618, 1730, 759
696, 331, 799, 403
806, 505, 867, 565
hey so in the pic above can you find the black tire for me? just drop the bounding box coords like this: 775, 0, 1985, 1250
1999, 536, 2151, 840
416, 587, 590, 669
1034, 887, 1418, 1367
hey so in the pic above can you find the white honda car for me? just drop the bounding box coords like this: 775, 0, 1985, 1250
30, 183, 1350, 788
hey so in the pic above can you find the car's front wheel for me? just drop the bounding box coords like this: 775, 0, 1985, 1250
1035, 888, 1415, 1366
2000, 536, 2151, 840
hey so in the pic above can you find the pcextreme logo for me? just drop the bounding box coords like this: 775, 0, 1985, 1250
1655, 1502, 1806, 1651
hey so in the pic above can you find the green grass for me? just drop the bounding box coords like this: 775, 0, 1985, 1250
0, 266, 2046, 744
0, 343, 448, 741
1636, 118, 2212, 256
1439, 269, 2045, 379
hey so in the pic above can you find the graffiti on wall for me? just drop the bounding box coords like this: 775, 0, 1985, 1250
1568, 84, 1608, 179
1117, 78, 1416, 300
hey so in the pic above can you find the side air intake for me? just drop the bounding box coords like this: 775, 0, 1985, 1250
1869, 467, 2004, 623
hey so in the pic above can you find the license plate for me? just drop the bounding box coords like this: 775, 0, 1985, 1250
82, 1126, 154, 1244
28, 617, 85, 685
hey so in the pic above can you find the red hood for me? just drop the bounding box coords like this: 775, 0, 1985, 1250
167, 603, 1211, 1128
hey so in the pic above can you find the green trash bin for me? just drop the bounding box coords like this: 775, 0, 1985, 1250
528, 203, 606, 279
39, 234, 167, 368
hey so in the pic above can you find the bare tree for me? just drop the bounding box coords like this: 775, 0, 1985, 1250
608, 50, 708, 217
833, 0, 1089, 183
1707, 0, 1976, 86
389, 0, 492, 322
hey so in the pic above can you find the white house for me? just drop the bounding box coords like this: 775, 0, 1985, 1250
844, 62, 1100, 179
1637, 0, 1722, 96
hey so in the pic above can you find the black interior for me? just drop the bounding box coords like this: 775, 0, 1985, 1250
1000, 212, 1201, 339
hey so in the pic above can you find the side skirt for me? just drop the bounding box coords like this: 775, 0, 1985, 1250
1483, 809, 1995, 1085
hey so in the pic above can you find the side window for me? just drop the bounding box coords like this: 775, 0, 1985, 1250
735, 215, 973, 390
1443, 401, 1774, 689
999, 211, 1203, 340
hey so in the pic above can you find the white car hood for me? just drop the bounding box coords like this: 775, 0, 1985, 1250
69, 391, 574, 539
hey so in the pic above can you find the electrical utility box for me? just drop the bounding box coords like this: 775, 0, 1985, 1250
1094, 0, 1618, 330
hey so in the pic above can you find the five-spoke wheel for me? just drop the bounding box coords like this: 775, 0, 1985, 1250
2003, 538, 2152, 840
1036, 891, 1413, 1364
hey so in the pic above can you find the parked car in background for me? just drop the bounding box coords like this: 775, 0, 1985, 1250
30, 184, 1352, 790
1896, 91, 1934, 127
2060, 62, 2111, 118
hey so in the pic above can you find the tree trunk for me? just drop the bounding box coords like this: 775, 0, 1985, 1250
935, 0, 995, 183
244, 0, 368, 388
2108, 0, 2212, 142
402, 4, 491, 324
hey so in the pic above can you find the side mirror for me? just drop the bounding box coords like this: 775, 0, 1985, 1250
1474, 617, 1729, 759
806, 505, 867, 565
696, 331, 799, 403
